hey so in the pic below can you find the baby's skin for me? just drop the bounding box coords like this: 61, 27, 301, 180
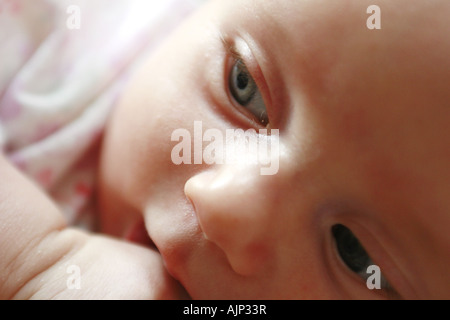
1, 0, 450, 299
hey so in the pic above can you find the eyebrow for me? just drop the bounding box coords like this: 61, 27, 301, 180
219, 34, 243, 62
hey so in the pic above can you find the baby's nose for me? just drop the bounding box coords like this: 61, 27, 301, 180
184, 163, 277, 276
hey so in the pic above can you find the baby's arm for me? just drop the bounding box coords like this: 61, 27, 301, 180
0, 154, 187, 299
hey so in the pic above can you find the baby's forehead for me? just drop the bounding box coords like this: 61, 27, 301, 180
227, 0, 450, 80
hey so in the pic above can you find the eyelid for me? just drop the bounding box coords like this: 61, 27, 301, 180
318, 206, 405, 299
333, 221, 404, 298
324, 224, 394, 299
221, 36, 273, 129
331, 228, 396, 294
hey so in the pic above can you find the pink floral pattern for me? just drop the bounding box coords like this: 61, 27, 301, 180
0, 0, 200, 229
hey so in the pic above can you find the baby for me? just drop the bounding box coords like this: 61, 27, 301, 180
1, 0, 450, 299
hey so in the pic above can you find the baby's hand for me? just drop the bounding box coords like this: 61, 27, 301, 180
0, 155, 187, 299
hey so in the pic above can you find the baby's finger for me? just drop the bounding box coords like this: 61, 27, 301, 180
13, 229, 187, 299
0, 154, 67, 298
0, 155, 187, 299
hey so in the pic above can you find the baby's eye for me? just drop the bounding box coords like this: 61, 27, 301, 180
331, 224, 391, 290
332, 224, 370, 274
228, 59, 268, 126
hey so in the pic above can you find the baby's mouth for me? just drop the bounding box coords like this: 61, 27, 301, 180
124, 217, 158, 250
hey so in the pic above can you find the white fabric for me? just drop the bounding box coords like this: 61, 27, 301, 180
0, 0, 202, 228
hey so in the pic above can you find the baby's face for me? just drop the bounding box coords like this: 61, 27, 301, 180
98, 0, 450, 299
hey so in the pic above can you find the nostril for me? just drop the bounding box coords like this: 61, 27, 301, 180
124, 217, 157, 249
184, 169, 238, 245
184, 180, 209, 241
